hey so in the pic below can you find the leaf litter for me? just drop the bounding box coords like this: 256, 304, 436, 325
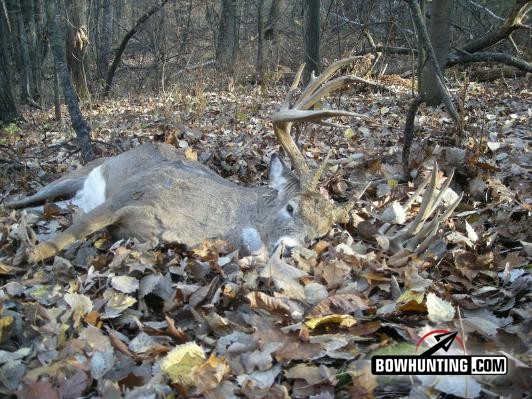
0, 72, 530, 398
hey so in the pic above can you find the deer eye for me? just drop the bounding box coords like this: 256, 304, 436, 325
286, 203, 295, 216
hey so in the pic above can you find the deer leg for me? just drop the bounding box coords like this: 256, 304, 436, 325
28, 206, 119, 263
6, 178, 86, 209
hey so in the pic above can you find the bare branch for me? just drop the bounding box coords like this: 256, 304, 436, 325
458, 0, 532, 54
448, 50, 532, 71
463, 0, 505, 21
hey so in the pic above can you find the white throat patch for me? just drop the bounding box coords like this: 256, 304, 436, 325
241, 227, 263, 254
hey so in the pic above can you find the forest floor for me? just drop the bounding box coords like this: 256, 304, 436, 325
0, 72, 530, 398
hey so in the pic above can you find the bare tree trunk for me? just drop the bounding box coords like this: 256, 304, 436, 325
265, 0, 281, 40
32, 0, 47, 105
403, 0, 460, 170
47, 0, 94, 162
103, 0, 170, 97
10, 0, 34, 102
420, 0, 452, 105
303, 0, 320, 85
175, 0, 193, 55
256, 0, 264, 81
416, 0, 426, 94
0, 46, 20, 124
0, 2, 21, 123
265, 0, 281, 66
21, 0, 40, 102
53, 60, 61, 121
405, 0, 458, 122
65, 0, 90, 101
216, 0, 239, 74
96, 0, 113, 81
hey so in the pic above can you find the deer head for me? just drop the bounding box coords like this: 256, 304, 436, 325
266, 58, 369, 250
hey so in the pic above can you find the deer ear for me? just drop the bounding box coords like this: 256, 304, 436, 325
268, 154, 299, 193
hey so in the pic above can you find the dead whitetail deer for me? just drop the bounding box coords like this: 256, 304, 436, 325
8, 58, 368, 263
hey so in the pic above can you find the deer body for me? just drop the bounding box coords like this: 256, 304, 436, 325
7, 58, 367, 263
8, 143, 338, 262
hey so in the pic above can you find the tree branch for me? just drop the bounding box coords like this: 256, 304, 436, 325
103, 0, 170, 97
458, 0, 532, 54
448, 50, 532, 71
355, 45, 417, 56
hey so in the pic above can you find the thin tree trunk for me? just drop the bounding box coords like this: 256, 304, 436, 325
416, 0, 426, 94
65, 0, 90, 101
265, 0, 281, 40
0, 52, 20, 123
405, 0, 459, 123
33, 0, 46, 105
10, 0, 33, 102
53, 60, 61, 121
256, 0, 264, 81
0, 2, 21, 123
21, 0, 39, 101
47, 0, 94, 162
103, 0, 170, 97
303, 0, 320, 85
216, 0, 239, 74
420, 0, 452, 105
176, 0, 193, 55
265, 0, 281, 66
96, 0, 113, 81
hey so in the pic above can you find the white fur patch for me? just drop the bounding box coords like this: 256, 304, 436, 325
73, 165, 106, 212
241, 227, 263, 254
274, 236, 299, 250
269, 157, 287, 191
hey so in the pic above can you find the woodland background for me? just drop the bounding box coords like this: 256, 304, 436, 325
0, 0, 531, 398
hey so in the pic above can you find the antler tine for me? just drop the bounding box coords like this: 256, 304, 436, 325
281, 63, 306, 110
407, 191, 463, 252
298, 57, 361, 102
298, 76, 360, 111
301, 150, 332, 190
389, 162, 440, 242
405, 162, 440, 235
272, 57, 365, 185
273, 109, 364, 124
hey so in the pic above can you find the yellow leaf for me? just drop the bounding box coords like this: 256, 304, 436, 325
190, 354, 229, 393
387, 179, 398, 189
94, 238, 110, 249
0, 316, 13, 341
184, 147, 198, 161
161, 342, 205, 386
304, 314, 357, 330
344, 128, 354, 138
396, 289, 427, 313
397, 289, 424, 304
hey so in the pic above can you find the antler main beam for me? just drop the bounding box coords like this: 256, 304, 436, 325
272, 57, 368, 189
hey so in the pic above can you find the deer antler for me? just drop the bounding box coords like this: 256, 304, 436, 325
272, 57, 368, 193
379, 162, 463, 266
